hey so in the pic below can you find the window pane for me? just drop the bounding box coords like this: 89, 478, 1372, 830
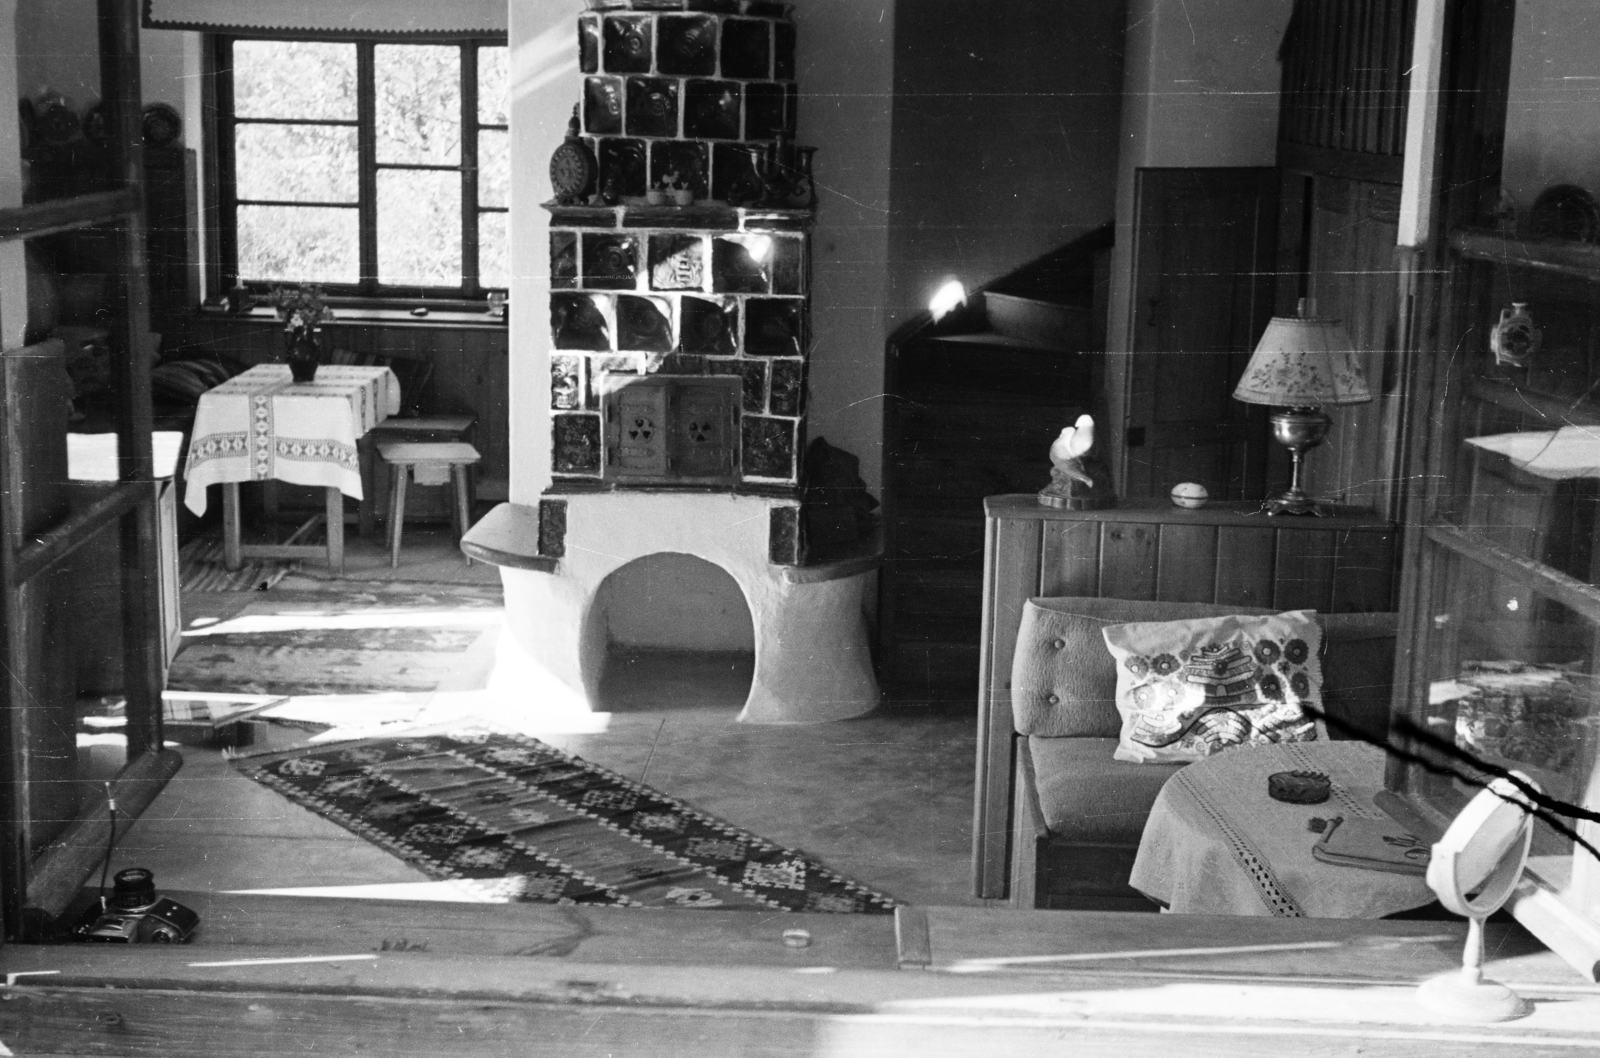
479, 45, 509, 126
235, 124, 358, 203
480, 211, 508, 289
378, 170, 462, 286
376, 44, 461, 165
237, 205, 360, 284
233, 41, 356, 121
479, 129, 508, 209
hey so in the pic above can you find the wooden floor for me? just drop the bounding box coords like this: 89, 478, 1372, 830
111, 530, 981, 907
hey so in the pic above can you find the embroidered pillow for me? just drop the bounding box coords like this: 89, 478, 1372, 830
1101, 610, 1324, 763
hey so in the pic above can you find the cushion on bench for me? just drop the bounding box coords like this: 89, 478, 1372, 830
1027, 736, 1185, 844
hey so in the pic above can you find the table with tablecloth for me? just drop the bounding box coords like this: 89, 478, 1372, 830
184, 364, 400, 573
1130, 741, 1436, 917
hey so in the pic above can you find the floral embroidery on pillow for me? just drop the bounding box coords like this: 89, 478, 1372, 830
1103, 612, 1324, 763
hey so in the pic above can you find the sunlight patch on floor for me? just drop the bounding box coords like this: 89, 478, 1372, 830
184, 609, 505, 637
239, 627, 613, 742
228, 880, 511, 903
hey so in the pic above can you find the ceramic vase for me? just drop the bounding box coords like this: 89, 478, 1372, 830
286, 328, 321, 382
1490, 302, 1541, 368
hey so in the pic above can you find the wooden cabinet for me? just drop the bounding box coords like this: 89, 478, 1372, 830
972, 495, 1398, 900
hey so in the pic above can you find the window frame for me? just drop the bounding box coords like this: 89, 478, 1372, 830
209, 32, 508, 305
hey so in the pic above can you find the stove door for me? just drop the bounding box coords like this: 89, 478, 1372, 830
603, 375, 739, 486
607, 379, 669, 478
671, 381, 735, 480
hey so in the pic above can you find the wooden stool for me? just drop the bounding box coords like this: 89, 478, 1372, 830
359, 415, 477, 538
377, 441, 482, 568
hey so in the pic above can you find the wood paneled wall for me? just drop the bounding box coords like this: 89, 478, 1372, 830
186, 317, 509, 495
1304, 178, 1406, 518
1032, 505, 1397, 615
1275, 0, 1417, 520
1278, 0, 1415, 180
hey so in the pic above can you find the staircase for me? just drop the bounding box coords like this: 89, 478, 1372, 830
880, 227, 1112, 705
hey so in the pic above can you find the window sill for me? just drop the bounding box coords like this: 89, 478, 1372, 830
197, 303, 508, 331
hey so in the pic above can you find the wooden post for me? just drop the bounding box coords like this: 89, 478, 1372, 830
324, 486, 344, 577
100, 0, 163, 761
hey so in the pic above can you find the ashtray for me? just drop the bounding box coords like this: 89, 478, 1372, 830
1268, 770, 1331, 804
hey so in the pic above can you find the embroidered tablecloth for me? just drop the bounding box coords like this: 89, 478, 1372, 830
1129, 741, 1435, 917
184, 364, 400, 516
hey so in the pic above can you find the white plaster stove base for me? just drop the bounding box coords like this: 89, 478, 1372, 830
498, 492, 879, 723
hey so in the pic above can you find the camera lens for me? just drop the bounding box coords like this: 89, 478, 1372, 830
109, 867, 157, 911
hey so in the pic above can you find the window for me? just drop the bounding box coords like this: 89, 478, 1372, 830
215, 36, 508, 299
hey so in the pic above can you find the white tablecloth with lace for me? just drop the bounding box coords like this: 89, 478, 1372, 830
1129, 741, 1435, 917
183, 364, 399, 516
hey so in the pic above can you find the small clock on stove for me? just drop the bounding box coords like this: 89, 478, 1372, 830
549, 105, 597, 205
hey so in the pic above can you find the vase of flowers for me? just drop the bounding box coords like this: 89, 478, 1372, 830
272, 284, 335, 382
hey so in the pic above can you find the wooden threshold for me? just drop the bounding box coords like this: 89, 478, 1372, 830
0, 898, 1596, 1056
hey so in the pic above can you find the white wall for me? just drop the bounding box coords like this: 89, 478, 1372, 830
1501, 0, 1600, 212
17, 0, 207, 119
15, 0, 97, 105
1103, 0, 1291, 487
885, 0, 1124, 324
507, 0, 578, 502
0, 0, 24, 348
792, 0, 894, 494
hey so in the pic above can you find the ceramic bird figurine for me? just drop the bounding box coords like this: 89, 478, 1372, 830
1039, 414, 1117, 510
1050, 415, 1095, 479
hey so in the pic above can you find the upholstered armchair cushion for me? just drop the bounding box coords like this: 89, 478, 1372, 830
1316, 611, 1399, 741
1027, 736, 1185, 844
1010, 597, 1399, 740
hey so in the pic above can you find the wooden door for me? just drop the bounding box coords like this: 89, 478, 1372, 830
1124, 168, 1279, 501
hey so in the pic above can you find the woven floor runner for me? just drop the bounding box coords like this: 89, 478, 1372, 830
236, 728, 897, 913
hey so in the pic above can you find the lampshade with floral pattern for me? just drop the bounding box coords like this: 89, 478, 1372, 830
1232, 315, 1372, 407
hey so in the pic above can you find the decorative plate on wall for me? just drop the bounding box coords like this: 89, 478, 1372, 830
1528, 183, 1600, 243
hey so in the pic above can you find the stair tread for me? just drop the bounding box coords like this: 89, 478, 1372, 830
984, 290, 1093, 311
928, 332, 1085, 354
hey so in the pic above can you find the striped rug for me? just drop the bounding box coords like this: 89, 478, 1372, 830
236, 728, 898, 913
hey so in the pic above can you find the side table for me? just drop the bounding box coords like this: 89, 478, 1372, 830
1130, 741, 1435, 917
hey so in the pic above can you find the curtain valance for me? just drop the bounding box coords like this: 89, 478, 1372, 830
143, 0, 506, 35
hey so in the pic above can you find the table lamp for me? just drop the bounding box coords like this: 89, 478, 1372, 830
1232, 301, 1371, 516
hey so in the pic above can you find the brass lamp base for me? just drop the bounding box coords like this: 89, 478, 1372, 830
1263, 407, 1332, 517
